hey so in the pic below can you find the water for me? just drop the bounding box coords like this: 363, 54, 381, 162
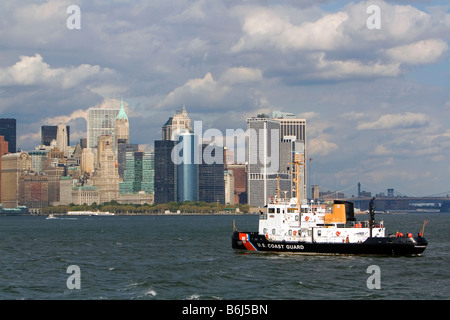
0, 213, 449, 300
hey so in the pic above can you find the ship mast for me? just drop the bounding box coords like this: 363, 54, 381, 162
291, 153, 304, 212
276, 174, 280, 204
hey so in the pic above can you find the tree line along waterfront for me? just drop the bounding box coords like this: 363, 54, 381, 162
39, 201, 251, 215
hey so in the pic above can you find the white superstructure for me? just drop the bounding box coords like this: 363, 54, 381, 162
258, 197, 384, 244
258, 154, 385, 244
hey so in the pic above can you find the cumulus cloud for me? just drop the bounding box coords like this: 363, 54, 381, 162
157, 68, 269, 112
385, 39, 448, 65
231, 1, 450, 82
357, 112, 429, 130
233, 1, 450, 54
0, 54, 113, 89
41, 109, 88, 126
2, 0, 71, 45
307, 52, 402, 80
157, 72, 229, 110
232, 8, 348, 52
219, 67, 263, 84
308, 135, 339, 157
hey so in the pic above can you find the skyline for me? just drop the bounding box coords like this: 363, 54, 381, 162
0, 0, 449, 197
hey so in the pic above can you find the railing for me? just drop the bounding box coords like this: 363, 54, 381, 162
267, 197, 292, 205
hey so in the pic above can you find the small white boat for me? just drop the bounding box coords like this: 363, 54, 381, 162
46, 214, 58, 220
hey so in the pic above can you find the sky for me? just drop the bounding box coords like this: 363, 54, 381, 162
0, 0, 449, 197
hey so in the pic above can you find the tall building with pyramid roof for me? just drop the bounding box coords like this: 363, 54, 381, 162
115, 98, 130, 147
161, 105, 191, 141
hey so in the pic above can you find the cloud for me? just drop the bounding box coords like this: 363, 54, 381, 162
0, 54, 113, 89
156, 68, 269, 113
385, 39, 448, 65
219, 67, 263, 84
308, 135, 339, 157
232, 1, 450, 54
156, 72, 229, 110
371, 144, 392, 156
231, 1, 450, 82
340, 111, 367, 120
2, 0, 71, 45
232, 7, 349, 52
298, 111, 319, 120
357, 112, 429, 130
307, 52, 402, 80
167, 0, 207, 22
41, 109, 88, 126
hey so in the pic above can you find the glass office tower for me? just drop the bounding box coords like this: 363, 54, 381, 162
154, 140, 176, 204
119, 151, 154, 194
198, 143, 225, 204
0, 118, 16, 153
175, 132, 198, 202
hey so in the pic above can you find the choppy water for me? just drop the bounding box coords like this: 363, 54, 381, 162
0, 213, 448, 300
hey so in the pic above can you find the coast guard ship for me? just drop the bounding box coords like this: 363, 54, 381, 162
232, 154, 428, 256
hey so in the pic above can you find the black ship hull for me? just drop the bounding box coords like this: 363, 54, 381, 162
232, 231, 427, 256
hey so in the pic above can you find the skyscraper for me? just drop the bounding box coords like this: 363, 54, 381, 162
198, 143, 224, 204
226, 163, 247, 204
155, 106, 192, 203
56, 124, 69, 155
93, 135, 120, 203
161, 106, 192, 140
41, 125, 70, 147
0, 118, 16, 153
115, 98, 130, 147
141, 151, 155, 194
175, 132, 198, 202
117, 143, 138, 178
87, 103, 121, 149
154, 140, 176, 204
1, 152, 32, 208
81, 148, 95, 174
0, 136, 9, 203
119, 151, 154, 194
246, 112, 306, 207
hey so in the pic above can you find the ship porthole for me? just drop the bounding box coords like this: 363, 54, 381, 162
272, 229, 276, 235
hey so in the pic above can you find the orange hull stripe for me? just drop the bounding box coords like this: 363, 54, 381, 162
239, 233, 257, 251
